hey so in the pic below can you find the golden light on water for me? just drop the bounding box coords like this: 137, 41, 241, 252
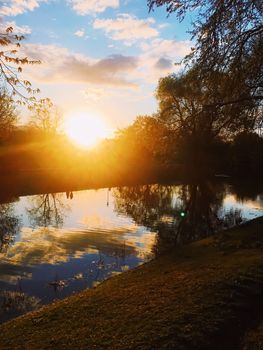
63, 112, 109, 148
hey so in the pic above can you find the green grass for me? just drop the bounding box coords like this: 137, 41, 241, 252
0, 217, 263, 350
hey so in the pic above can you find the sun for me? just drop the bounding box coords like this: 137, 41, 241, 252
63, 112, 109, 148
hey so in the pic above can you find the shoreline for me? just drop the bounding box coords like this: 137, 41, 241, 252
0, 169, 262, 204
0, 216, 263, 349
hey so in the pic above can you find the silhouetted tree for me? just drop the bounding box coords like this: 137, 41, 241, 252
29, 103, 62, 135
157, 68, 259, 137
0, 92, 17, 142
116, 115, 173, 163
148, 1, 262, 171
231, 132, 263, 174
155, 67, 258, 169
148, 0, 263, 105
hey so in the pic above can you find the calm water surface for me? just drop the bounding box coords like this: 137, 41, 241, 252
0, 181, 262, 323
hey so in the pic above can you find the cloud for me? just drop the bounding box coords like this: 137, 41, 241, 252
74, 29, 85, 37
69, 0, 119, 15
93, 14, 159, 45
82, 85, 139, 102
22, 44, 139, 88
0, 0, 47, 16
140, 38, 191, 60
154, 57, 173, 70
0, 20, 31, 34
83, 86, 109, 101
136, 38, 192, 83
21, 38, 190, 94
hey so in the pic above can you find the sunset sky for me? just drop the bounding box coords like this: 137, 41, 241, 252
0, 0, 193, 130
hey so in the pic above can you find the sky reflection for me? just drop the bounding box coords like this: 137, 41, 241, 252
0, 183, 262, 323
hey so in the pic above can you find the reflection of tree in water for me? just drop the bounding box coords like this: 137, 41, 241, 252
114, 184, 175, 228
27, 193, 69, 228
229, 180, 263, 203
114, 182, 244, 255
0, 204, 20, 253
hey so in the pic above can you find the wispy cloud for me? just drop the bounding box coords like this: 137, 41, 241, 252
69, 0, 119, 15
0, 0, 48, 17
93, 14, 159, 45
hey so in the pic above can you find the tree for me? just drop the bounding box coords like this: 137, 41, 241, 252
147, 1, 262, 173
29, 103, 62, 134
0, 27, 41, 106
0, 26, 52, 113
231, 132, 263, 173
148, 0, 263, 106
116, 115, 170, 159
155, 67, 259, 168
156, 67, 259, 140
0, 27, 53, 143
0, 91, 18, 141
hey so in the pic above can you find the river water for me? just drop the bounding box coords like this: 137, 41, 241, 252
0, 180, 262, 323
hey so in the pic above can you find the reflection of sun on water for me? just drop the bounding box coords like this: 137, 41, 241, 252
63, 112, 109, 148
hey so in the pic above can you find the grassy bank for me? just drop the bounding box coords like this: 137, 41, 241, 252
241, 317, 263, 350
0, 217, 263, 349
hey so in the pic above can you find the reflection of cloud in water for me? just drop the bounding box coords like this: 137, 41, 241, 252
0, 262, 32, 284
2, 225, 152, 268
124, 230, 156, 259
79, 214, 138, 231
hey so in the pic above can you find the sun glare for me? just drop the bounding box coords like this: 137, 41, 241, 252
64, 112, 109, 148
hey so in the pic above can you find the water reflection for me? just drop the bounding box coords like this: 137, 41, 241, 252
113, 182, 258, 255
0, 290, 40, 315
4, 226, 136, 267
230, 180, 263, 202
0, 181, 262, 323
0, 204, 20, 253
27, 193, 69, 228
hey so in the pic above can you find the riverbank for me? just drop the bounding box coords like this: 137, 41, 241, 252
241, 316, 263, 349
1, 169, 262, 206
0, 217, 263, 349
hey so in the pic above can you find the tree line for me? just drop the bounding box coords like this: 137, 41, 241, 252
0, 2, 262, 179
115, 0, 263, 176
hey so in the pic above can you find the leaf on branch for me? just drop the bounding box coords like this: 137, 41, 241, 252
6, 27, 13, 33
